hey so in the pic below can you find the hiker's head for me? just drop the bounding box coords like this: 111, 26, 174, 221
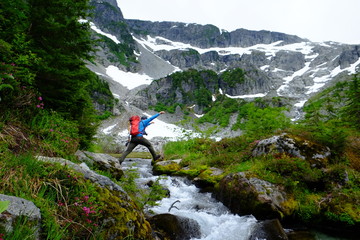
141, 116, 148, 120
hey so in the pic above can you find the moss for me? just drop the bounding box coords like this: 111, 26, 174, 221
153, 162, 181, 175
197, 168, 224, 185
280, 196, 298, 216
97, 188, 153, 240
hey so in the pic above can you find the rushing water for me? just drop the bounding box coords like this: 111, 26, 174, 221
122, 158, 258, 240
122, 158, 353, 240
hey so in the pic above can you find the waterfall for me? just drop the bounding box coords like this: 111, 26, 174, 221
122, 158, 258, 240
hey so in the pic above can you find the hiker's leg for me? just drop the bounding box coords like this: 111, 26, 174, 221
138, 137, 158, 159
119, 141, 137, 164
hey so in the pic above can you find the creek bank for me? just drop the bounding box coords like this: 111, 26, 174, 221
152, 134, 359, 238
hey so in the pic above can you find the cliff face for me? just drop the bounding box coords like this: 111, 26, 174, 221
125, 19, 305, 48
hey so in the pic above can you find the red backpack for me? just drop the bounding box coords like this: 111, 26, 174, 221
129, 115, 141, 136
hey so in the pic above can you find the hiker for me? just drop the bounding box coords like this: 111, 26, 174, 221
118, 111, 165, 164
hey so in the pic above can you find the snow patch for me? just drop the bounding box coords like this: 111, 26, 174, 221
225, 93, 267, 99
89, 22, 120, 44
106, 65, 153, 90
117, 113, 200, 140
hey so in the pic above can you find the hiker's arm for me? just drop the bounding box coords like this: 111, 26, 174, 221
146, 111, 165, 123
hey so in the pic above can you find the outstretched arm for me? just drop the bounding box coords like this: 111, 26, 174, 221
145, 111, 166, 124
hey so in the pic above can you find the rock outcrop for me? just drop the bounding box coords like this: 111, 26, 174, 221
76, 150, 124, 179
0, 195, 41, 239
35, 155, 154, 239
252, 134, 331, 167
214, 172, 291, 220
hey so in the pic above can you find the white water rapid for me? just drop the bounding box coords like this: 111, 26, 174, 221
122, 158, 258, 240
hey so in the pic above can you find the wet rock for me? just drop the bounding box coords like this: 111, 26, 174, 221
193, 167, 224, 191
214, 172, 291, 220
0, 194, 41, 239
149, 213, 201, 240
249, 219, 288, 240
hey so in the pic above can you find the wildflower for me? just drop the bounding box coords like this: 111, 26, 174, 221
38, 96, 42, 101
82, 207, 91, 216
49, 129, 54, 132
83, 195, 89, 202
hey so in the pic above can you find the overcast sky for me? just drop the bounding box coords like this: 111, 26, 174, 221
118, 0, 360, 45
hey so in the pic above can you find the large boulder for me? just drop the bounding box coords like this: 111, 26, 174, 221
0, 195, 41, 239
252, 134, 331, 168
76, 150, 124, 179
214, 172, 293, 220
36, 155, 154, 239
148, 213, 201, 240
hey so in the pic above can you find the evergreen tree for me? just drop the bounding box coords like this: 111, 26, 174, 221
343, 74, 360, 130
0, 0, 38, 113
28, 0, 94, 117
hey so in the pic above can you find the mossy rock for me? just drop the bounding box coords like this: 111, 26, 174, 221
193, 167, 225, 191
97, 188, 153, 239
153, 160, 182, 175
214, 173, 290, 220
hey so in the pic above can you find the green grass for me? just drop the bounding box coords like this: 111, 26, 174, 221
161, 133, 360, 226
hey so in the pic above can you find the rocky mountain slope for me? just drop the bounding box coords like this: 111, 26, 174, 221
88, 0, 360, 142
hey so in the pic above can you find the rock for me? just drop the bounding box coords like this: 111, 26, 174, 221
36, 156, 154, 239
0, 194, 41, 239
249, 219, 288, 240
152, 159, 182, 175
76, 150, 124, 179
214, 172, 291, 220
36, 156, 126, 193
149, 213, 201, 240
193, 167, 224, 191
252, 134, 331, 167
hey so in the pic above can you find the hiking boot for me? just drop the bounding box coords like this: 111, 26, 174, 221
154, 155, 161, 161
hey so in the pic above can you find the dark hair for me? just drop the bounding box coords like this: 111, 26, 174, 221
141, 116, 148, 120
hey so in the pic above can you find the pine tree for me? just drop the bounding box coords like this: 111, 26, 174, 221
26, 0, 99, 147
28, 0, 94, 117
343, 74, 360, 130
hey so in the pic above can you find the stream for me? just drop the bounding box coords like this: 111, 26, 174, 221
121, 158, 352, 240
122, 158, 258, 240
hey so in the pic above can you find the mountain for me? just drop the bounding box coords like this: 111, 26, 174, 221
87, 0, 360, 141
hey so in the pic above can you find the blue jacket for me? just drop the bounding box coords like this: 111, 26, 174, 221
136, 113, 160, 137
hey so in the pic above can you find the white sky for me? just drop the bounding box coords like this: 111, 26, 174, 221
118, 0, 360, 45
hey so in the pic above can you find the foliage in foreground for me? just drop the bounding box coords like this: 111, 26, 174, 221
0, 152, 167, 239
